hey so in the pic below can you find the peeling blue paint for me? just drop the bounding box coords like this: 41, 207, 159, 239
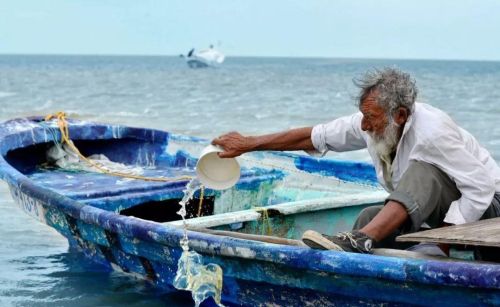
292, 154, 378, 186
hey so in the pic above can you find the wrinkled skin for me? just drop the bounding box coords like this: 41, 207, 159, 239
212, 127, 314, 159
360, 90, 408, 139
360, 91, 390, 137
211, 131, 253, 158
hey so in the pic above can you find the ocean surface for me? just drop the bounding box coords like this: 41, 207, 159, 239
0, 55, 499, 306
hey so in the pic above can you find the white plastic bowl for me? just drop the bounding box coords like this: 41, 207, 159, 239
196, 145, 240, 190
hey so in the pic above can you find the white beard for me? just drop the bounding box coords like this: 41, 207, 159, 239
369, 119, 400, 158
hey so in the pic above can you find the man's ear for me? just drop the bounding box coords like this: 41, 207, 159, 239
394, 107, 408, 126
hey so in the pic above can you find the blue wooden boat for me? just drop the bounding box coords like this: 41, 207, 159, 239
0, 116, 499, 306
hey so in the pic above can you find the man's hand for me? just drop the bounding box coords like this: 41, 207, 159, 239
212, 132, 254, 158
212, 127, 314, 158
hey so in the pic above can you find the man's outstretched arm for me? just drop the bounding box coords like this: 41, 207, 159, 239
212, 127, 314, 158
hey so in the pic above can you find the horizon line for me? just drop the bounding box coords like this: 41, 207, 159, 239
0, 52, 499, 63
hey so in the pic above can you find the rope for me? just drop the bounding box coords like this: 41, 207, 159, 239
254, 207, 272, 236
43, 112, 195, 184
38, 121, 61, 145
197, 185, 205, 217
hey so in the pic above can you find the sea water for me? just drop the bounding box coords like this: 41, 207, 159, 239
1, 55, 500, 306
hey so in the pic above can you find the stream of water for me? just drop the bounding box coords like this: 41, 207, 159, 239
173, 178, 224, 307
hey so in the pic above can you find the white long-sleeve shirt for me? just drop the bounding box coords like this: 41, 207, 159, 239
311, 102, 500, 225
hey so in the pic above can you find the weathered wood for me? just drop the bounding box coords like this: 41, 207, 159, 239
188, 227, 307, 247
165, 191, 386, 229
167, 210, 261, 228
397, 217, 500, 247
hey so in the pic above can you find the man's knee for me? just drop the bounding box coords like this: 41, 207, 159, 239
388, 161, 461, 231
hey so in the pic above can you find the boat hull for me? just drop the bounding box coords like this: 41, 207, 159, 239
187, 59, 210, 68
7, 184, 500, 306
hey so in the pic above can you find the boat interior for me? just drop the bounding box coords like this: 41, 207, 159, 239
3, 128, 386, 241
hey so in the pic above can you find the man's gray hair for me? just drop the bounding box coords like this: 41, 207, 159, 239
354, 68, 418, 115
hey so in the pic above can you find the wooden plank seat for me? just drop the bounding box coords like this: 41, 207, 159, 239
165, 190, 387, 229
397, 217, 500, 247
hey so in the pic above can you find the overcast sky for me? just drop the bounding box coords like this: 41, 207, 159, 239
1, 0, 499, 60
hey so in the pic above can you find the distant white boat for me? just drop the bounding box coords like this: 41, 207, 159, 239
183, 46, 225, 68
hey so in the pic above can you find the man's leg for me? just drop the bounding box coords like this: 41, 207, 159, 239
359, 201, 408, 241
475, 193, 500, 261
352, 204, 410, 249
384, 161, 461, 232
352, 205, 383, 230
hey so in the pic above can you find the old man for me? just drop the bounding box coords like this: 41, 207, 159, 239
212, 68, 500, 257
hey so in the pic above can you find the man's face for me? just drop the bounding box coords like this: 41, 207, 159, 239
360, 90, 388, 138
360, 91, 401, 156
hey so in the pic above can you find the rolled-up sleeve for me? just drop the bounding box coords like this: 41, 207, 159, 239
310, 112, 367, 156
